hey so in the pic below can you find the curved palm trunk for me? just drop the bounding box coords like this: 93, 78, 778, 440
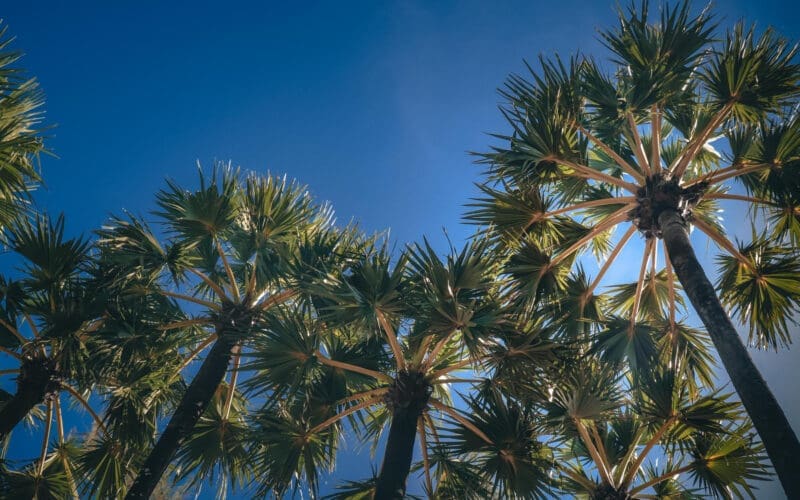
659, 209, 800, 498
0, 356, 59, 440
125, 335, 235, 499
374, 404, 423, 499
0, 381, 49, 440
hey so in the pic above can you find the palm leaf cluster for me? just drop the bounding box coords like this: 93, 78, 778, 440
0, 214, 104, 498
0, 22, 48, 233
248, 234, 566, 498
468, 1, 800, 349
467, 0, 799, 495
0, 166, 562, 498
0, 3, 794, 498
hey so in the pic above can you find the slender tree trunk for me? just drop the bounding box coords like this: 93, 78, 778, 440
0, 356, 58, 440
125, 335, 235, 499
0, 381, 49, 440
659, 209, 800, 499
374, 404, 423, 499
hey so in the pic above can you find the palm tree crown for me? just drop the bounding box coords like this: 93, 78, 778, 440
94, 165, 335, 498
467, 1, 800, 496
0, 215, 107, 497
247, 236, 562, 498
0, 22, 47, 232
540, 360, 768, 498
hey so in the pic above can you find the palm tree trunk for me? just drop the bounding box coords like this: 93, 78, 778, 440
659, 209, 800, 499
0, 381, 49, 440
374, 404, 423, 499
125, 335, 235, 499
0, 357, 58, 440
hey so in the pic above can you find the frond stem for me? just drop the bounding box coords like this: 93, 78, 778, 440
411, 335, 433, 369
254, 288, 298, 312
562, 466, 597, 491
650, 238, 658, 293
684, 162, 770, 189
159, 290, 221, 311
431, 378, 483, 385
615, 426, 647, 485
418, 418, 433, 494
307, 396, 383, 435
651, 106, 662, 172
430, 399, 493, 445
24, 312, 48, 361
23, 312, 41, 338
585, 225, 637, 298
315, 352, 393, 383
425, 413, 441, 444
705, 192, 774, 205
589, 421, 611, 476
245, 261, 258, 301
55, 395, 65, 442
176, 335, 218, 379
423, 328, 459, 372
222, 345, 242, 419
627, 112, 651, 177
691, 218, 753, 271
622, 416, 677, 488
530, 197, 637, 228
55, 395, 80, 499
628, 463, 696, 496
0, 317, 27, 345
38, 401, 53, 475
574, 418, 613, 485
140, 335, 217, 410
336, 387, 389, 407
0, 346, 22, 360
429, 357, 476, 380
630, 238, 654, 334
157, 318, 212, 331
62, 384, 108, 436
214, 238, 240, 302
671, 102, 733, 179
550, 205, 634, 268
559, 159, 640, 193
186, 267, 231, 302
376, 309, 407, 372
576, 123, 644, 182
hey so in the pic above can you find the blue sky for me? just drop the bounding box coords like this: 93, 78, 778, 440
3, 1, 798, 249
3, 1, 800, 498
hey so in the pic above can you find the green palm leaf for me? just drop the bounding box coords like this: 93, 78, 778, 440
444, 389, 554, 498
716, 234, 800, 348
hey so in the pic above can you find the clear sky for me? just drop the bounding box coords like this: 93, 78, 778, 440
2, 1, 800, 498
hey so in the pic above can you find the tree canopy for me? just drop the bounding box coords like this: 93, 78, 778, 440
1, 2, 798, 498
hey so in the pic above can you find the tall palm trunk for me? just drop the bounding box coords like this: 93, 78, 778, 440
659, 209, 800, 498
0, 355, 59, 440
125, 334, 235, 499
373, 404, 423, 499
0, 380, 49, 440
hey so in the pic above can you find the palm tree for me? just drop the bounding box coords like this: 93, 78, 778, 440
246, 237, 560, 498
0, 214, 107, 496
432, 321, 768, 498
423, 266, 759, 499
428, 385, 556, 499
467, 2, 800, 495
75, 251, 197, 498
541, 360, 768, 499
95, 165, 335, 498
0, 22, 47, 232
